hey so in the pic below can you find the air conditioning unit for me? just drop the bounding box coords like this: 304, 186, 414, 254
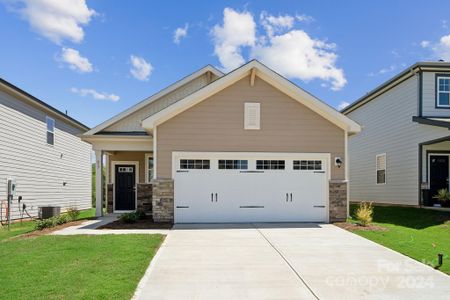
38, 206, 61, 219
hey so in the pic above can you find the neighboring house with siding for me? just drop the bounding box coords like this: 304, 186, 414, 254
0, 78, 92, 221
343, 61, 450, 207
83, 60, 360, 223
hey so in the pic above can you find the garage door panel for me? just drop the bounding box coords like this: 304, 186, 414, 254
173, 153, 329, 223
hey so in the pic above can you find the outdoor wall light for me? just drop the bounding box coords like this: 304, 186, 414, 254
335, 157, 343, 168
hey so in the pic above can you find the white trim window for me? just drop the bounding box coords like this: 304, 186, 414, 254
376, 153, 386, 185
437, 76, 450, 107
46, 116, 55, 145
244, 102, 260, 130
145, 153, 154, 182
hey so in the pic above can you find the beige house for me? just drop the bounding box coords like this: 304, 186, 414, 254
83, 60, 360, 223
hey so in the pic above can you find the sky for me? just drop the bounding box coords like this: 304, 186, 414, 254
1, 0, 450, 128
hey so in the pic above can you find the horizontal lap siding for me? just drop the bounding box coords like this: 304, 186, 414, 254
422, 71, 450, 117
157, 76, 345, 179
0, 90, 92, 220
347, 75, 450, 206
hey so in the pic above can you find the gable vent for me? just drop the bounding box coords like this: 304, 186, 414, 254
244, 102, 260, 130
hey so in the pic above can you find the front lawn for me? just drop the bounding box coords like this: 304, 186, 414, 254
0, 234, 164, 299
349, 205, 450, 274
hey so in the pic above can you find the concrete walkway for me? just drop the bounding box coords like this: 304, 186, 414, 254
52, 215, 171, 235
134, 223, 450, 300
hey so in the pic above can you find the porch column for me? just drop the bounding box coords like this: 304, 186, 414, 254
95, 150, 104, 217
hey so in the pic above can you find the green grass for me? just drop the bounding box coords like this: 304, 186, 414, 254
0, 208, 96, 242
349, 205, 450, 274
0, 234, 164, 299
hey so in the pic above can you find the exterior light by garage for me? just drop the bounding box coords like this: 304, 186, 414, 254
335, 157, 343, 168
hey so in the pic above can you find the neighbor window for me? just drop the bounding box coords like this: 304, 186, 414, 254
376, 154, 386, 184
46, 116, 55, 145
437, 76, 450, 107
256, 160, 285, 170
180, 159, 210, 169
244, 102, 260, 130
145, 154, 153, 182
218, 160, 248, 170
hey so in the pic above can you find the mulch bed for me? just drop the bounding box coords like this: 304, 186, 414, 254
334, 222, 389, 232
9, 219, 89, 240
98, 218, 173, 230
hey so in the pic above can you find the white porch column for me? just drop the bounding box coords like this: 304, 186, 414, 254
95, 150, 104, 217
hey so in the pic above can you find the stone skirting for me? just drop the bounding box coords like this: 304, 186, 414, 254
151, 179, 174, 223
329, 180, 348, 223
106, 183, 113, 213
137, 183, 153, 213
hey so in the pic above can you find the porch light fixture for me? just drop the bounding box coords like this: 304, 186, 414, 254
335, 157, 342, 168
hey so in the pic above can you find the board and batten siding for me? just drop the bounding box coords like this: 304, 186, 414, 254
0, 89, 92, 220
347, 75, 450, 206
105, 73, 217, 132
422, 71, 450, 117
156, 75, 345, 179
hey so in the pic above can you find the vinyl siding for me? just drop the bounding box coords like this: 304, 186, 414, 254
0, 89, 92, 220
156, 75, 345, 179
422, 71, 450, 117
347, 75, 450, 206
104, 73, 216, 132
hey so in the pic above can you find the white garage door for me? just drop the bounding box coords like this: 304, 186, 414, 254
173, 152, 329, 223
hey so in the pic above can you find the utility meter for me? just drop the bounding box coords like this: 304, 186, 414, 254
7, 178, 16, 197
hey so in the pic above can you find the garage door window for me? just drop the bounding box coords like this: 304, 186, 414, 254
218, 160, 248, 169
293, 160, 322, 170
256, 160, 285, 170
180, 159, 210, 169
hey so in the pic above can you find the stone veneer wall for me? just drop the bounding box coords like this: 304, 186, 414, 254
151, 179, 174, 223
106, 183, 114, 213
329, 180, 348, 222
137, 183, 153, 213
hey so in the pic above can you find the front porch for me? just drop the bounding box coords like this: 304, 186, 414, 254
420, 137, 450, 207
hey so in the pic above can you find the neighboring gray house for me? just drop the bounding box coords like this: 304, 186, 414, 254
343, 61, 450, 207
0, 78, 92, 220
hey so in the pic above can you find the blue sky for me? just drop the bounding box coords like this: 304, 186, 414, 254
1, 1, 450, 128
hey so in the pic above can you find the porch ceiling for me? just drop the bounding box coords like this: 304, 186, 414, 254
81, 134, 153, 151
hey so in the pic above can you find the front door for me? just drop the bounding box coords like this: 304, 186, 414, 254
115, 165, 136, 211
430, 155, 449, 199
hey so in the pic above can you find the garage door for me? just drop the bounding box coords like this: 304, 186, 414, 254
173, 152, 329, 223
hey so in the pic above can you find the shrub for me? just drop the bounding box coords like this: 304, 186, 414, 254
355, 202, 373, 226
433, 189, 450, 207
66, 207, 80, 221
135, 209, 147, 219
120, 212, 139, 224
35, 214, 70, 230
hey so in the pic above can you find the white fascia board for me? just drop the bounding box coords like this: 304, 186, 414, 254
142, 60, 361, 134
84, 65, 223, 135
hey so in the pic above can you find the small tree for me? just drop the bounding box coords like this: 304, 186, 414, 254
355, 202, 373, 226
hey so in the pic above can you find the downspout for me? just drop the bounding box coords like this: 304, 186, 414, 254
417, 67, 423, 207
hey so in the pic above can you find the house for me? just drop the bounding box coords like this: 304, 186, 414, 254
0, 78, 92, 221
82, 60, 360, 223
343, 61, 450, 207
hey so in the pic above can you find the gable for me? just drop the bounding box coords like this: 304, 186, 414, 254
103, 72, 214, 132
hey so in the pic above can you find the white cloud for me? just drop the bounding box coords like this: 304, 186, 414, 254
420, 35, 450, 61
71, 87, 119, 102
173, 23, 189, 44
8, 0, 96, 44
129, 55, 153, 81
337, 101, 350, 110
296, 14, 315, 23
211, 8, 346, 90
211, 8, 256, 72
60, 47, 93, 73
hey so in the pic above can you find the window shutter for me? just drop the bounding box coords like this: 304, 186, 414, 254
244, 103, 260, 130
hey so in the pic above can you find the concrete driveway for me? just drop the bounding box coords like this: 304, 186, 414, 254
134, 224, 450, 300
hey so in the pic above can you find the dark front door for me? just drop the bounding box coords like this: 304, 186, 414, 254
115, 165, 136, 211
430, 155, 449, 199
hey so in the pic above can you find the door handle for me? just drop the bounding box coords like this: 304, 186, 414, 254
211, 193, 213, 202
286, 193, 288, 202
215, 193, 218, 202
290, 193, 292, 202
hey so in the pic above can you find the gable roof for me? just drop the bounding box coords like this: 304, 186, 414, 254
342, 61, 450, 115
0, 78, 89, 131
84, 65, 223, 135
141, 60, 361, 134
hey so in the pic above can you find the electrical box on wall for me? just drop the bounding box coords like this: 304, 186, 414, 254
7, 178, 16, 197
